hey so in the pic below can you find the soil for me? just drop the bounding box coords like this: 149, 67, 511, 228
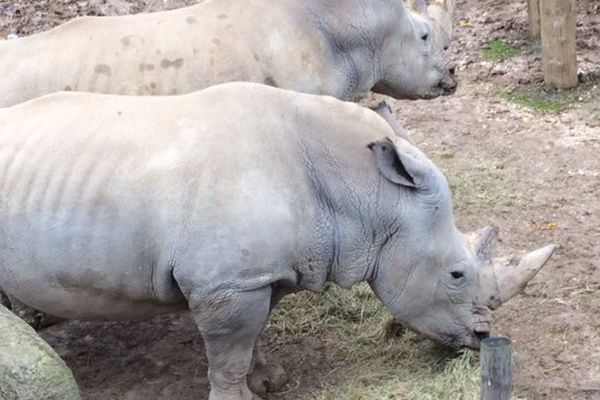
1, 0, 599, 399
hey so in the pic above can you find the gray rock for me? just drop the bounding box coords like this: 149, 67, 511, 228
0, 304, 80, 400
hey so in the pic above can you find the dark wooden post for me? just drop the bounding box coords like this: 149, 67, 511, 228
480, 337, 512, 400
540, 0, 578, 89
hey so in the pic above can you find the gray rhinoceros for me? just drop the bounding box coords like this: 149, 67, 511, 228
0, 0, 456, 107
0, 83, 553, 400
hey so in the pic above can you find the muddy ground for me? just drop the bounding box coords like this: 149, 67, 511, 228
1, 0, 599, 399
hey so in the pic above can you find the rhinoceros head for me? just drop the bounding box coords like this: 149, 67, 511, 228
366, 137, 554, 349
372, 0, 456, 100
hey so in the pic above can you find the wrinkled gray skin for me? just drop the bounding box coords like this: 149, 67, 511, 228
0, 83, 551, 400
0, 0, 456, 107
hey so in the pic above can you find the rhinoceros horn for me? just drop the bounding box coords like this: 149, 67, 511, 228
406, 0, 456, 50
406, 0, 429, 16
466, 226, 556, 310
428, 0, 455, 49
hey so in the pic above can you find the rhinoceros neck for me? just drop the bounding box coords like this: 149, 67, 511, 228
290, 0, 390, 100
297, 135, 394, 289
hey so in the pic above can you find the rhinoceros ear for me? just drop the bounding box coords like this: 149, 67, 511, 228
368, 137, 425, 189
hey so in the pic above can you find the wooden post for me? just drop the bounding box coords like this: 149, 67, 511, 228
480, 337, 512, 400
540, 0, 578, 89
527, 0, 541, 40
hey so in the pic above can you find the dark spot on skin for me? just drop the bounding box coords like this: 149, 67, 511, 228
117, 111, 123, 116
193, 48, 200, 54
186, 17, 198, 24
264, 76, 278, 87
253, 53, 260, 61
64, 85, 72, 91
242, 249, 250, 256
155, 49, 162, 55
139, 63, 155, 72
218, 14, 228, 19
150, 82, 157, 89
212, 38, 221, 45
160, 58, 184, 69
121, 36, 131, 46
224, 24, 233, 29
94, 64, 112, 76
209, 58, 215, 66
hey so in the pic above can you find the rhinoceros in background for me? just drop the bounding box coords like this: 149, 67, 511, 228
0, 0, 456, 108
0, 83, 553, 399
407, 0, 456, 51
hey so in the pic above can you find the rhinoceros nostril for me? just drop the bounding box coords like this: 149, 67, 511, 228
449, 66, 456, 75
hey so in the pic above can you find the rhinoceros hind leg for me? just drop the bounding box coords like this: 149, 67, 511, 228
2, 293, 65, 329
247, 346, 288, 394
188, 286, 272, 400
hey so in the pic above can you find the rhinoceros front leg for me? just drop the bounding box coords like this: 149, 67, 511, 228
247, 287, 289, 394
188, 287, 272, 400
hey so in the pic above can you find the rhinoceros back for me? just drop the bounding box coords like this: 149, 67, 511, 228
0, 0, 332, 107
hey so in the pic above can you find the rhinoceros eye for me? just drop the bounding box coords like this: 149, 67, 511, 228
421, 33, 429, 42
450, 271, 464, 280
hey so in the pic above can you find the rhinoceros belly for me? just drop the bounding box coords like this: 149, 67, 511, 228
0, 212, 186, 320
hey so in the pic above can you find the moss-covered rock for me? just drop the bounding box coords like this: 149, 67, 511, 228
0, 304, 80, 400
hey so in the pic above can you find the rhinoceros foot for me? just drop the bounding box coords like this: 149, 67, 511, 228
247, 358, 288, 394
385, 318, 409, 338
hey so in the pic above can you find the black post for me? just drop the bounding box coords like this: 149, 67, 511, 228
480, 336, 512, 400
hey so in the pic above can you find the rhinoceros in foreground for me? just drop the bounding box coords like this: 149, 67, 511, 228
0, 0, 456, 107
0, 83, 553, 400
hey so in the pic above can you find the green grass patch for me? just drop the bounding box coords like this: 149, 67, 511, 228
483, 39, 521, 61
317, 350, 479, 400
266, 284, 480, 399
445, 167, 528, 211
500, 92, 565, 112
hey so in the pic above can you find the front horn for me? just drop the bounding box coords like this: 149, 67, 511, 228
465, 226, 556, 310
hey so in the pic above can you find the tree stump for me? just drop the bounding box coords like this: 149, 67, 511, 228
540, 0, 578, 89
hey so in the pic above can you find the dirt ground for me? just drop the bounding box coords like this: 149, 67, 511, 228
1, 0, 599, 399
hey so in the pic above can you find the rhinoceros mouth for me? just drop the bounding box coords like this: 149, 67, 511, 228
405, 321, 491, 350
445, 328, 490, 350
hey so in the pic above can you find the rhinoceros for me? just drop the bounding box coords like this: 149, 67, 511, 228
0, 83, 553, 400
0, 0, 456, 108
